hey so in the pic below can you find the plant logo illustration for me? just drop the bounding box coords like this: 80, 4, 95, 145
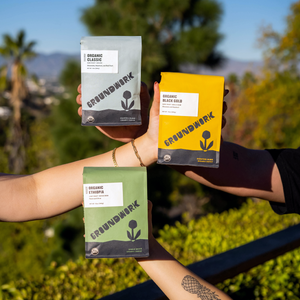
121, 90, 135, 111
200, 130, 213, 151
127, 220, 141, 242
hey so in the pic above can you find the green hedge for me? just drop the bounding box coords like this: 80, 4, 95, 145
1, 200, 300, 300
158, 200, 300, 299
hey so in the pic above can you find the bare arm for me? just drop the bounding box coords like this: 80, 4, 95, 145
0, 135, 156, 222
0, 82, 160, 222
137, 237, 231, 300
173, 141, 284, 203
136, 202, 232, 300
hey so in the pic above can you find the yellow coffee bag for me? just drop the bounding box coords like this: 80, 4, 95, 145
158, 72, 224, 168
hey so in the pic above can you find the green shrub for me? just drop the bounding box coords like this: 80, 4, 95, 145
0, 219, 58, 284
1, 200, 300, 299
157, 200, 300, 299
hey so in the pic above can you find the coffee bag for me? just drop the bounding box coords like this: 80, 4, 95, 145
81, 36, 142, 126
158, 72, 224, 168
83, 167, 149, 258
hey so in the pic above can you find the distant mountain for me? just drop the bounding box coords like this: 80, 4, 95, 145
0, 53, 80, 79
181, 59, 263, 78
25, 53, 80, 78
0, 52, 263, 80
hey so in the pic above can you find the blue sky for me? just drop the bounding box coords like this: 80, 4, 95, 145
0, 0, 297, 61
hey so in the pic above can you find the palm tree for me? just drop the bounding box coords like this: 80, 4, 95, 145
0, 30, 36, 173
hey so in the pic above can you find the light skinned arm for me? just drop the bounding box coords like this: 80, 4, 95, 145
136, 202, 232, 300
0, 82, 160, 222
137, 237, 232, 300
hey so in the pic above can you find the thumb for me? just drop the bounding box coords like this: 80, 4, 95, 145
150, 81, 160, 118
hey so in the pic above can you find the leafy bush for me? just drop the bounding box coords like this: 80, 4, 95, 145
158, 200, 300, 299
0, 218, 59, 284
1, 200, 300, 299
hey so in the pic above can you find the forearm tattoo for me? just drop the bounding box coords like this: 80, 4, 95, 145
181, 275, 221, 299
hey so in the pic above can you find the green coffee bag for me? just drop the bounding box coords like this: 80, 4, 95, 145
83, 167, 149, 258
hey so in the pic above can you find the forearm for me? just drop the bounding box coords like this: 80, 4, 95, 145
0, 134, 157, 222
136, 236, 231, 300
173, 142, 284, 203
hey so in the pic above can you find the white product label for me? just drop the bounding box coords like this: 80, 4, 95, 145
81, 50, 118, 73
83, 183, 123, 207
160, 92, 199, 116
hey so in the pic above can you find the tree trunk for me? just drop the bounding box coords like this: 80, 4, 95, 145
11, 61, 26, 125
6, 61, 28, 173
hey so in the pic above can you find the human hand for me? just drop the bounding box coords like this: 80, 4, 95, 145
76, 82, 151, 143
222, 89, 229, 129
221, 90, 229, 143
143, 82, 159, 150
